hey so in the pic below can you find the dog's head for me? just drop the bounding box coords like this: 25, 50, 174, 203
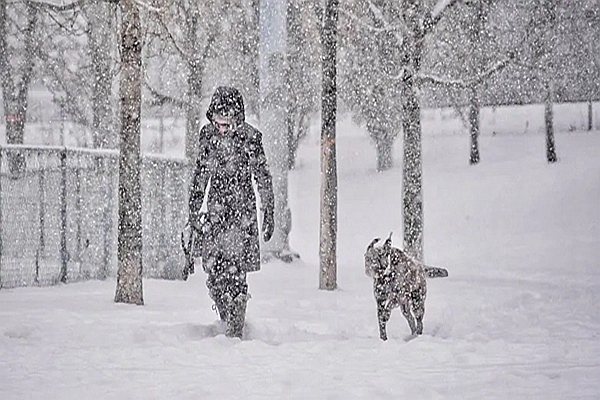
364, 238, 381, 278
364, 233, 393, 278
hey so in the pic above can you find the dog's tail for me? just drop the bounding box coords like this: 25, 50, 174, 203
423, 265, 449, 278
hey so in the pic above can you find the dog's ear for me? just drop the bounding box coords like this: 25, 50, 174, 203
366, 238, 380, 253
365, 238, 381, 278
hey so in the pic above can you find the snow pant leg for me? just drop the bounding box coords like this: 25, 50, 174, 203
226, 291, 248, 338
206, 255, 248, 325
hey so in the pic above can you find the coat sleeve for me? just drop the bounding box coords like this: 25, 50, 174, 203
189, 125, 211, 224
247, 126, 274, 214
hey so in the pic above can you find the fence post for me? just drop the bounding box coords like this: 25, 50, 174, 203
100, 156, 112, 280
159, 161, 167, 274
37, 164, 46, 284
59, 147, 68, 283
75, 165, 82, 266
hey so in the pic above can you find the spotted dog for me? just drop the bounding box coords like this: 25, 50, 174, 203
364, 234, 427, 340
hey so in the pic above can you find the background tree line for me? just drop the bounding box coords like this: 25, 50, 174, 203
0, 0, 598, 297
1, 0, 597, 167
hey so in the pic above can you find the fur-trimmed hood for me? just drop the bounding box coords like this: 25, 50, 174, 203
206, 86, 245, 127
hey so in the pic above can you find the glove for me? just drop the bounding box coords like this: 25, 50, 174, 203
262, 209, 274, 242
189, 211, 207, 234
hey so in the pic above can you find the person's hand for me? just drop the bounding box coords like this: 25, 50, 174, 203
189, 212, 207, 234
262, 210, 274, 242
189, 215, 201, 233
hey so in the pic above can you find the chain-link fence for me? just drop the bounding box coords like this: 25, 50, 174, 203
0, 145, 189, 289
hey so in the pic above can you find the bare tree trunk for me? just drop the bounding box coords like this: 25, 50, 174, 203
0, 1, 6, 118
88, 0, 116, 149
466, 1, 484, 165
1, 2, 37, 175
319, 0, 338, 290
527, 0, 558, 163
115, 1, 144, 305
184, 11, 202, 162
399, 0, 426, 261
372, 130, 393, 172
469, 85, 480, 165
401, 70, 424, 262
285, 0, 310, 171
545, 85, 557, 163
185, 63, 203, 161
588, 100, 593, 131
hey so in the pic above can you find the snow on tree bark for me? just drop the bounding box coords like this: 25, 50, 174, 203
399, 1, 425, 262
285, 0, 320, 170
400, 0, 460, 261
468, 85, 480, 165
465, 0, 489, 166
0, 2, 37, 175
401, 68, 424, 262
183, 9, 206, 162
527, 0, 559, 163
545, 87, 557, 163
115, 1, 144, 306
87, 0, 117, 149
320, 0, 338, 290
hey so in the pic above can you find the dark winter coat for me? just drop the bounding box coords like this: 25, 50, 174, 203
189, 87, 274, 273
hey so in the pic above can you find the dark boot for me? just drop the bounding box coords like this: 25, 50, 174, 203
209, 287, 230, 323
225, 293, 248, 338
212, 300, 229, 322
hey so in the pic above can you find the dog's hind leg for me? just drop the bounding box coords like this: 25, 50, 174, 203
413, 304, 424, 335
400, 300, 417, 335
412, 291, 426, 335
377, 302, 391, 341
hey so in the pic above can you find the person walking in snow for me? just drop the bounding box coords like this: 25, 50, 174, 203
188, 86, 275, 338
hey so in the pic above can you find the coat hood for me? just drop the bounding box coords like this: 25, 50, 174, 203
206, 86, 245, 127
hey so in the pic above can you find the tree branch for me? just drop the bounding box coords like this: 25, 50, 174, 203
131, 0, 160, 12
422, 0, 460, 37
418, 53, 514, 88
367, 1, 405, 46
27, 0, 87, 12
152, 11, 190, 60
339, 9, 387, 34
17, 4, 39, 102
36, 44, 91, 127
144, 82, 188, 109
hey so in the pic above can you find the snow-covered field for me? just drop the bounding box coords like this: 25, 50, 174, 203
1, 111, 599, 399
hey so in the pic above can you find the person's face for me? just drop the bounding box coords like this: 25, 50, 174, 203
213, 116, 233, 135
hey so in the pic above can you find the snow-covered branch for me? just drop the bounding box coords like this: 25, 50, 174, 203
418, 54, 514, 88
388, 66, 407, 82
152, 12, 190, 61
339, 9, 387, 34
368, 1, 406, 46
431, 0, 459, 21
27, 0, 87, 12
131, 0, 161, 13
28, 0, 160, 12
144, 82, 188, 109
340, 1, 406, 45
422, 0, 460, 37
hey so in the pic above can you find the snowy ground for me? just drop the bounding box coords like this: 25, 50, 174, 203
1, 112, 599, 399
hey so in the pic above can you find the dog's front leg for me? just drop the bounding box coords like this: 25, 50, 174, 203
414, 305, 424, 335
377, 302, 391, 341
412, 290, 426, 335
400, 300, 417, 335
